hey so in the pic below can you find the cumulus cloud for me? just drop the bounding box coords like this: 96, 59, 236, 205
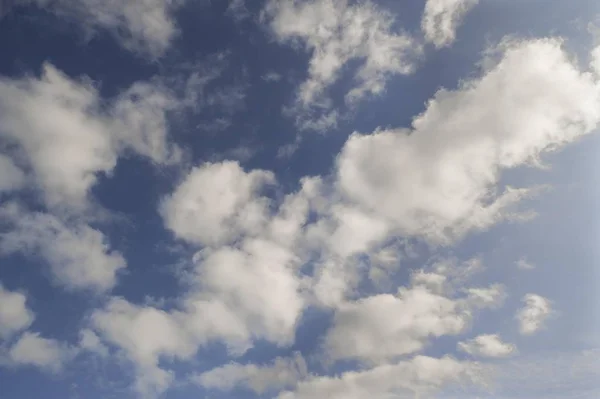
0, 284, 35, 339
516, 257, 536, 270
263, 0, 420, 130
336, 38, 600, 244
69, 37, 600, 396
8, 332, 72, 373
78, 329, 109, 357
517, 294, 553, 335
5, 0, 185, 57
0, 63, 180, 211
195, 352, 307, 394
322, 283, 470, 364
422, 0, 479, 48
90, 297, 197, 396
278, 355, 483, 399
458, 334, 517, 358
0, 203, 126, 292
160, 161, 275, 247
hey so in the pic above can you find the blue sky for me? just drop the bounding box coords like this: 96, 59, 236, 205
0, 1, 599, 398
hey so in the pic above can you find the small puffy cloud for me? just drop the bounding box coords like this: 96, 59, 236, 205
516, 257, 535, 270
0, 63, 180, 211
458, 334, 517, 358
160, 161, 275, 247
78, 329, 108, 358
322, 285, 469, 363
517, 294, 553, 335
6, 0, 185, 57
189, 238, 305, 347
0, 285, 35, 339
90, 298, 197, 396
0, 204, 126, 292
422, 0, 479, 48
0, 155, 25, 194
0, 65, 117, 210
195, 352, 307, 394
8, 332, 72, 373
464, 284, 507, 309
278, 355, 483, 399
336, 38, 600, 244
263, 0, 420, 129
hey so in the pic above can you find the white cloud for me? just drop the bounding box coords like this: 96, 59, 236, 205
422, 0, 479, 48
161, 161, 275, 247
336, 38, 600, 244
322, 285, 469, 363
78, 329, 109, 357
262, 71, 282, 82
278, 355, 483, 399
0, 203, 126, 292
7, 0, 184, 57
8, 332, 72, 373
0, 284, 35, 339
90, 298, 197, 397
187, 238, 305, 347
263, 0, 420, 130
0, 154, 25, 193
226, 0, 250, 22
195, 352, 307, 394
458, 334, 517, 358
464, 284, 507, 309
517, 294, 553, 335
0, 63, 180, 211
516, 257, 535, 270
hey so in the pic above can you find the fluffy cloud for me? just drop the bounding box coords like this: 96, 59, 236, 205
195, 353, 307, 394
78, 329, 109, 357
0, 63, 180, 211
0, 203, 126, 292
161, 161, 275, 247
188, 238, 305, 347
458, 334, 517, 358
8, 332, 72, 373
517, 294, 553, 335
422, 0, 479, 48
278, 355, 483, 399
5, 0, 184, 57
516, 257, 535, 270
0, 285, 34, 339
464, 284, 507, 309
336, 38, 600, 244
322, 284, 469, 364
263, 0, 420, 130
90, 298, 198, 396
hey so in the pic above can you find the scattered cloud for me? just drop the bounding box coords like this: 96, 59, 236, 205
4, 0, 186, 57
0, 203, 126, 292
7, 332, 73, 373
0, 63, 180, 212
422, 0, 479, 48
194, 352, 307, 394
263, 0, 420, 130
517, 294, 553, 335
335, 38, 600, 244
160, 161, 275, 247
0, 284, 34, 339
458, 334, 517, 358
278, 355, 484, 399
516, 257, 536, 270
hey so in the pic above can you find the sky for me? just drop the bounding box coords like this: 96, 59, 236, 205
0, 0, 599, 398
